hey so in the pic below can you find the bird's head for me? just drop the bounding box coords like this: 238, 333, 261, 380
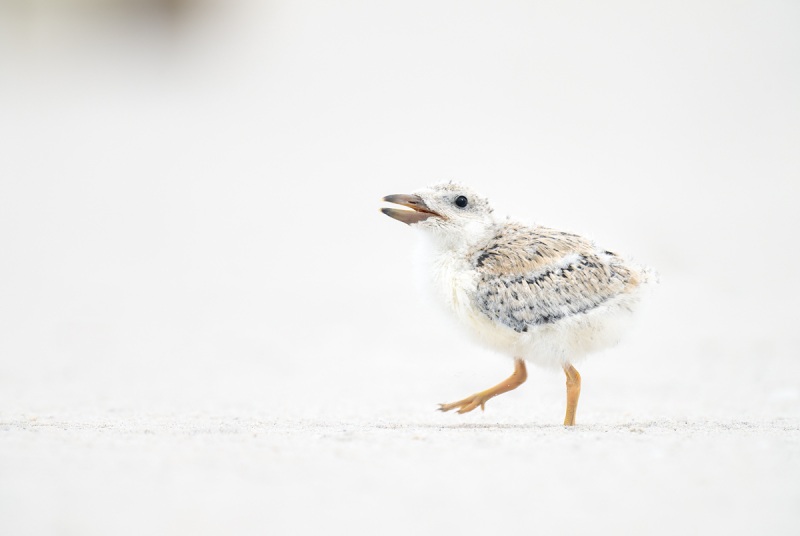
381, 182, 495, 247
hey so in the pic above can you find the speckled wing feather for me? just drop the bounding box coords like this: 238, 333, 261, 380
470, 223, 641, 333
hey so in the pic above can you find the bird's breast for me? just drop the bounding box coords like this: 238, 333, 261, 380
413, 238, 489, 332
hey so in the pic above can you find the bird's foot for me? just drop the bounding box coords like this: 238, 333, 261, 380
438, 360, 528, 415
438, 392, 493, 414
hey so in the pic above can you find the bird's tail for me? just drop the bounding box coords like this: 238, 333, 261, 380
639, 265, 660, 285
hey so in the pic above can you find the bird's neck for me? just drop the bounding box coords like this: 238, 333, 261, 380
424, 221, 497, 259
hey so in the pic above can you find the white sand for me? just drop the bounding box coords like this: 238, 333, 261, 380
3, 302, 799, 535
2, 411, 798, 535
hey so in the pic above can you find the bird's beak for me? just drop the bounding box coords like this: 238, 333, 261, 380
380, 194, 444, 225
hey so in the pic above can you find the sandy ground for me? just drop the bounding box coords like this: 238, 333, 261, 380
2, 281, 799, 536
2, 293, 799, 536
2, 410, 798, 536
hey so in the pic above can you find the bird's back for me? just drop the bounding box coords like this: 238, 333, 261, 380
452, 222, 652, 366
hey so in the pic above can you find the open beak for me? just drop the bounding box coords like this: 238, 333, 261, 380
381, 194, 443, 225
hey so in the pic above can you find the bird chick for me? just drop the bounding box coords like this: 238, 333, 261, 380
381, 181, 654, 425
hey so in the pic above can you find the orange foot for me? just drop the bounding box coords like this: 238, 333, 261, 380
438, 393, 492, 414
438, 359, 528, 415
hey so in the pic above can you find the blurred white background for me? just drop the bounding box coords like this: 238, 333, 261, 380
1, 0, 798, 416
1, 1, 799, 534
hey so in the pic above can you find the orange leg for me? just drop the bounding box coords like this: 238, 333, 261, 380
439, 359, 527, 414
563, 364, 581, 426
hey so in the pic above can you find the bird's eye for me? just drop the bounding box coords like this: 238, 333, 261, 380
455, 195, 468, 208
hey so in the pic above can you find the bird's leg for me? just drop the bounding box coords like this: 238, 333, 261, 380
439, 359, 527, 414
563, 364, 581, 426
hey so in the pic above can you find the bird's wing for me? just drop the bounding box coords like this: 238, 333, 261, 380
470, 224, 641, 333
